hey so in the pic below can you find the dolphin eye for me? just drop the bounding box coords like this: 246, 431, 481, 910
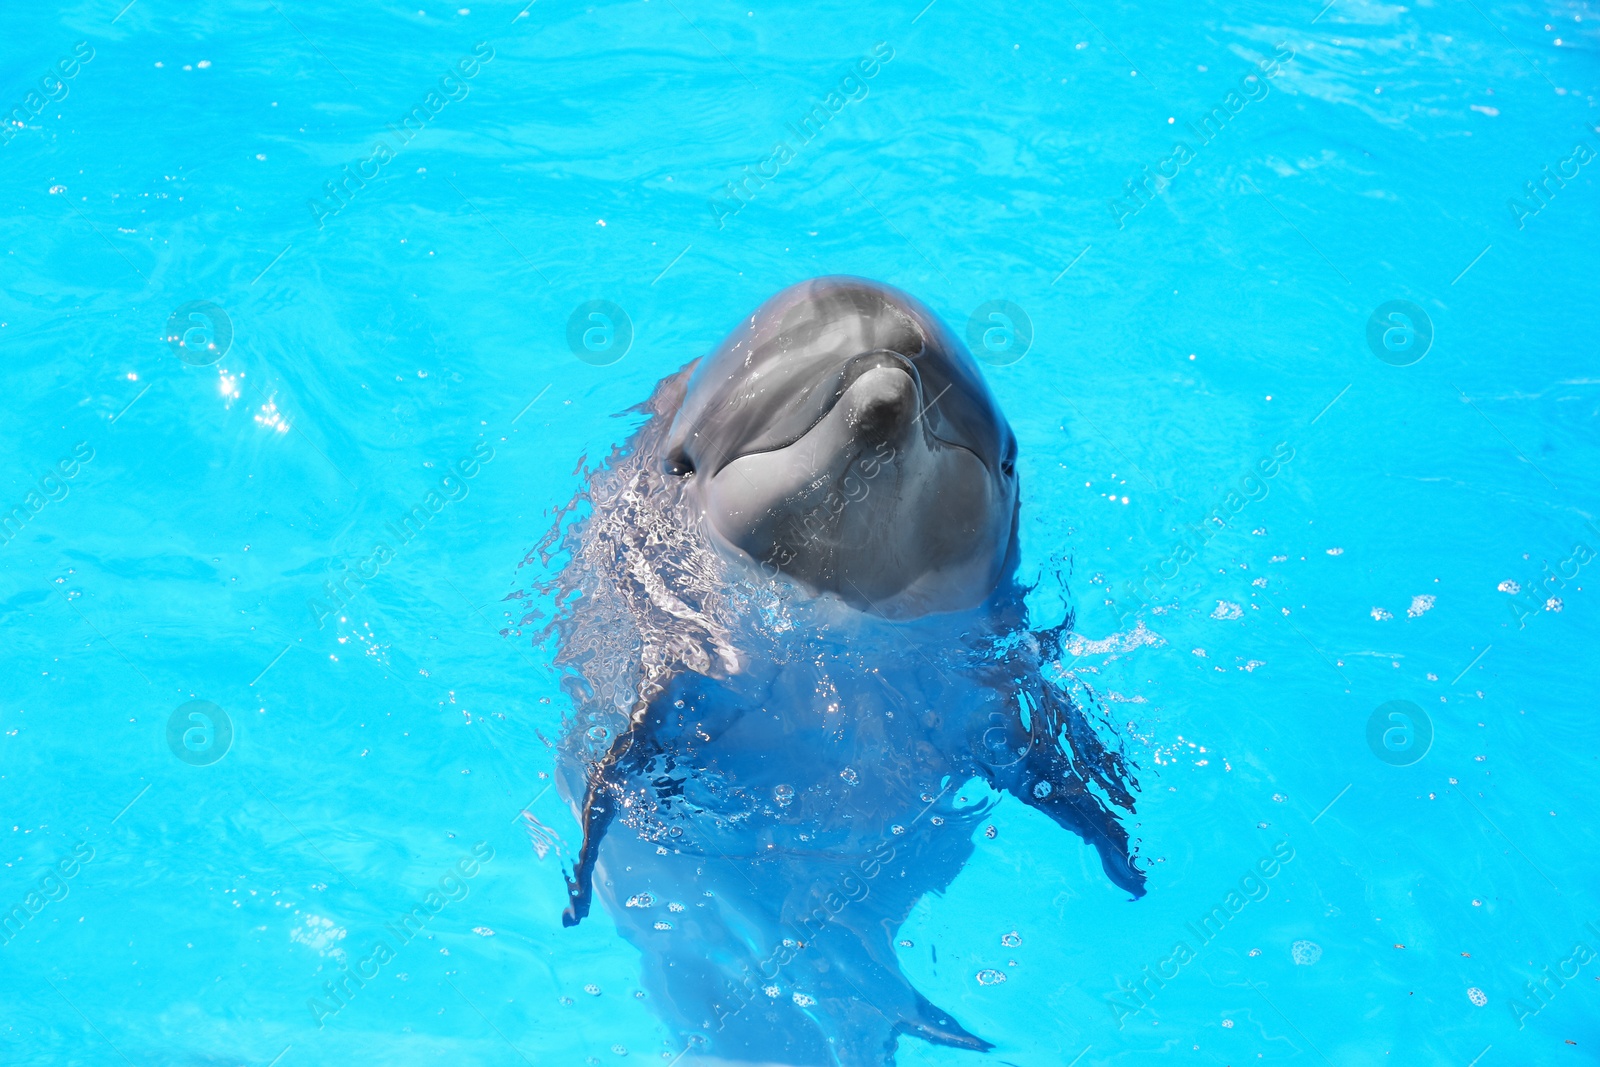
1001, 459, 1015, 477
665, 450, 695, 477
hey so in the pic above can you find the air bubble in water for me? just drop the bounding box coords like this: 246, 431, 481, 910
1001, 931, 1021, 947
839, 767, 859, 785
774, 784, 795, 806
792, 992, 816, 1007
1033, 781, 1052, 799
587, 724, 610, 743
1467, 987, 1487, 1006
1291, 940, 1322, 966
975, 969, 1007, 986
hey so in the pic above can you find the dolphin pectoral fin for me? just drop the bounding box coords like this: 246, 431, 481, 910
1008, 752, 1145, 898
894, 991, 995, 1052
978, 669, 1146, 899
562, 730, 638, 928
561, 768, 616, 927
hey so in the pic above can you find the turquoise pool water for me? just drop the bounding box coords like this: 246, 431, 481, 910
2, 0, 1597, 1063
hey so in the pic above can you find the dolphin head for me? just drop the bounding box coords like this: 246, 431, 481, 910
663, 276, 1019, 618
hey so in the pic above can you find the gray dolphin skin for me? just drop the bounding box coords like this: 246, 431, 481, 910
661, 277, 1019, 618
542, 277, 1144, 1066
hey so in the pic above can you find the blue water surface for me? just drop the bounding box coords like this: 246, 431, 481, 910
2, 0, 1597, 1064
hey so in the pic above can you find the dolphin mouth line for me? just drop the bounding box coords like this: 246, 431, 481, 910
707, 349, 922, 473
698, 349, 982, 476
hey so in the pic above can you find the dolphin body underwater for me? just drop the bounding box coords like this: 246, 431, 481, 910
539, 277, 1145, 1065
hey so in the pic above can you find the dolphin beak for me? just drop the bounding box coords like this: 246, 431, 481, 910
841, 363, 919, 443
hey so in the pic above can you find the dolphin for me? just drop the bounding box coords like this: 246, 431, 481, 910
540, 277, 1145, 1066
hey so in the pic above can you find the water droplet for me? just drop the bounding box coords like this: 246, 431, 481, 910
975, 968, 1008, 986
1001, 931, 1021, 947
